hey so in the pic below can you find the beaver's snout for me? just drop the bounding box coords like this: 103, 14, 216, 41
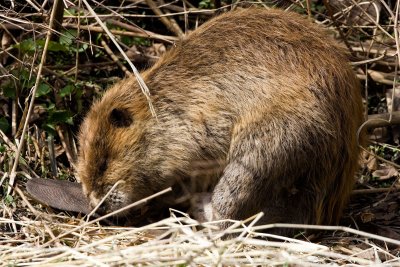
88, 184, 130, 215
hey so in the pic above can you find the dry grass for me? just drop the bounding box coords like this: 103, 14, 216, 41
2, 205, 400, 266
2, 0, 400, 265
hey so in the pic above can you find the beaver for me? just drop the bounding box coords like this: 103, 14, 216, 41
76, 8, 363, 233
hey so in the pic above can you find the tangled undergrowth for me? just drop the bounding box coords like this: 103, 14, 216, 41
1, 0, 400, 265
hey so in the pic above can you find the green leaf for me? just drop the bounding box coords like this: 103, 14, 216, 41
96, 33, 103, 43
64, 8, 76, 16
43, 40, 68, 52
16, 39, 68, 53
5, 194, 14, 205
15, 69, 35, 91
19, 68, 30, 80
60, 29, 77, 46
35, 83, 51, 97
79, 43, 88, 52
0, 117, 9, 133
48, 110, 73, 125
60, 84, 75, 97
15, 39, 36, 53
22, 79, 36, 91
2, 86, 16, 98
42, 123, 56, 135
45, 103, 56, 111
132, 37, 151, 46
199, 0, 213, 9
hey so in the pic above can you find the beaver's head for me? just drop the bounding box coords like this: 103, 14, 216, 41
76, 79, 170, 216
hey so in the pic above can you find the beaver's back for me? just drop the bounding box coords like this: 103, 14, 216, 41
144, 9, 361, 134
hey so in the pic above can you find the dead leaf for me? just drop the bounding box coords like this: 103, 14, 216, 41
360, 212, 375, 223
366, 156, 378, 172
372, 165, 399, 180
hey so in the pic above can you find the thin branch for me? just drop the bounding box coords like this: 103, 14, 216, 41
101, 39, 131, 76
63, 23, 178, 43
352, 187, 400, 194
146, 0, 184, 37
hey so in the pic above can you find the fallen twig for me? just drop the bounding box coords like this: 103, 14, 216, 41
146, 0, 184, 37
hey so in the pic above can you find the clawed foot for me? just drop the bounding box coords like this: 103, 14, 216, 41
190, 193, 216, 222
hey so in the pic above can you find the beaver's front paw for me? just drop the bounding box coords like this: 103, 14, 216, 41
190, 193, 216, 222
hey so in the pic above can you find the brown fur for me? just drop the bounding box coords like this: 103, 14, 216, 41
77, 8, 363, 233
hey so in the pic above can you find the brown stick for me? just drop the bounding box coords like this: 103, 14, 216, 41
0, 22, 178, 43
56, 126, 77, 168
47, 135, 57, 177
63, 23, 178, 43
146, 0, 184, 37
357, 70, 397, 86
352, 187, 400, 195
101, 39, 131, 77
106, 19, 148, 34
322, 0, 354, 55
365, 111, 400, 129
51, 0, 64, 41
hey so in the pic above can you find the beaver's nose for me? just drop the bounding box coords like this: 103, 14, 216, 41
89, 199, 110, 215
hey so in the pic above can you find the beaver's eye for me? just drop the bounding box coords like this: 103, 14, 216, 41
109, 108, 133, 128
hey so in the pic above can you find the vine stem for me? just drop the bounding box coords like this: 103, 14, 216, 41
6, 0, 61, 195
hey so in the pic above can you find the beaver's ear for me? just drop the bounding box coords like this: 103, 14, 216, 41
109, 108, 133, 127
